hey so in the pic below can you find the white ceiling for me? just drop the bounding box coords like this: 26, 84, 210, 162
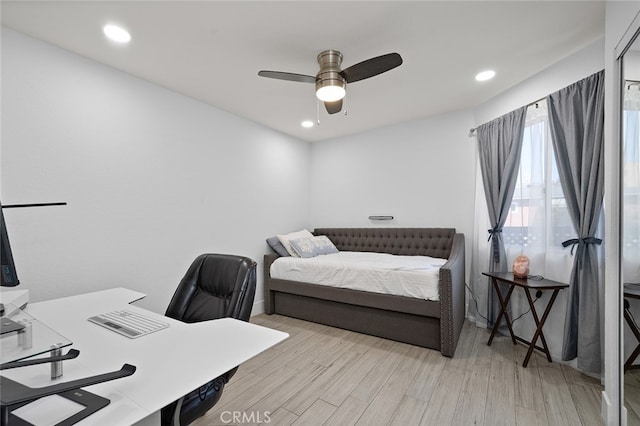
0, 1, 605, 142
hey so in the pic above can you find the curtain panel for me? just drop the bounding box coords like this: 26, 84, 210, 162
547, 70, 605, 374
476, 107, 527, 326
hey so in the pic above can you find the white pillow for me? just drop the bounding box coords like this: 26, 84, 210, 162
277, 229, 314, 257
290, 236, 339, 258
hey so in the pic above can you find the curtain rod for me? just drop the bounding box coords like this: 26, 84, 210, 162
469, 96, 547, 135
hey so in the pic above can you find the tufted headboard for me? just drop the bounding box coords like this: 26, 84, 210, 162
313, 228, 456, 259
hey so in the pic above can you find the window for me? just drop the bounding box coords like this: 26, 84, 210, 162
504, 100, 573, 253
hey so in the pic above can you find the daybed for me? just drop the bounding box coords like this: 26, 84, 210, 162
264, 228, 465, 357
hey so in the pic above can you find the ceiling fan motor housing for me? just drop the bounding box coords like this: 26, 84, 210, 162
315, 50, 346, 101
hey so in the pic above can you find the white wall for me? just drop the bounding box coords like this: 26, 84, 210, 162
309, 109, 476, 268
626, 51, 640, 80
0, 28, 311, 314
474, 38, 605, 125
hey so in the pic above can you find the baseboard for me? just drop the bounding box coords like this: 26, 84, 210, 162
251, 299, 265, 317
602, 390, 622, 426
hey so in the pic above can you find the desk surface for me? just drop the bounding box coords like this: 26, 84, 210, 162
483, 271, 569, 290
1, 307, 73, 365
1, 288, 288, 425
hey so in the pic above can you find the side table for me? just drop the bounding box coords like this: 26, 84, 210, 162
624, 283, 640, 372
483, 271, 569, 367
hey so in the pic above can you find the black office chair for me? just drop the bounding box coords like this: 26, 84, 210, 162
161, 253, 257, 426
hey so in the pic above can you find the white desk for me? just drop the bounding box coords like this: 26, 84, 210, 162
1, 288, 288, 425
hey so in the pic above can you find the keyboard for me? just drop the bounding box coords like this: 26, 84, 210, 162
88, 309, 169, 339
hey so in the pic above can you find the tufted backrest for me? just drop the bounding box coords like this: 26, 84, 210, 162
165, 254, 257, 324
313, 228, 456, 259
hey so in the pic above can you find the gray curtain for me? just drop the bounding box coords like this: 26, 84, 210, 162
477, 107, 527, 327
547, 70, 604, 374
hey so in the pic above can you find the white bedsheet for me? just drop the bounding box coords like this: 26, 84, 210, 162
270, 251, 447, 301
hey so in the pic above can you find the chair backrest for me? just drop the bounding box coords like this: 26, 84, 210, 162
165, 254, 257, 323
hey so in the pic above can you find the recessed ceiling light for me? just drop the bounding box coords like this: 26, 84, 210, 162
103, 24, 131, 43
301, 120, 314, 128
475, 70, 496, 82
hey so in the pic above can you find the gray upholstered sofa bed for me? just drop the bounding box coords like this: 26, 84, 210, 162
264, 228, 465, 357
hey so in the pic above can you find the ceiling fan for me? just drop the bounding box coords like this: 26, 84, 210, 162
258, 50, 403, 114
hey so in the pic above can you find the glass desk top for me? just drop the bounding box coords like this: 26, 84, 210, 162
0, 304, 72, 365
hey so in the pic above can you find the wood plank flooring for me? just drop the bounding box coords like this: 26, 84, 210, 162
625, 369, 640, 425
192, 314, 604, 426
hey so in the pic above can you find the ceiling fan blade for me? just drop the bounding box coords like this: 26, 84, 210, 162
258, 70, 316, 83
324, 99, 343, 115
340, 53, 403, 84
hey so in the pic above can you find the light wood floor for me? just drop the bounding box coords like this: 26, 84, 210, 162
625, 370, 640, 425
192, 314, 604, 426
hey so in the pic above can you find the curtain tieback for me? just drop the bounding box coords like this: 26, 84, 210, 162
561, 237, 602, 255
487, 227, 503, 263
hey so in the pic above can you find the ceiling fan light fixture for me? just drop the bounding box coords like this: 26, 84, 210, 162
316, 79, 347, 102
316, 84, 346, 102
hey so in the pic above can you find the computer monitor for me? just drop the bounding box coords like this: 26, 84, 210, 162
1, 202, 20, 286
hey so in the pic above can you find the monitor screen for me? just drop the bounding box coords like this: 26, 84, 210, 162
1, 202, 20, 286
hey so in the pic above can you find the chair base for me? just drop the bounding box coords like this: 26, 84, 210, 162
161, 377, 226, 426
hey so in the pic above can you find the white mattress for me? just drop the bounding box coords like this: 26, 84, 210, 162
270, 251, 447, 301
